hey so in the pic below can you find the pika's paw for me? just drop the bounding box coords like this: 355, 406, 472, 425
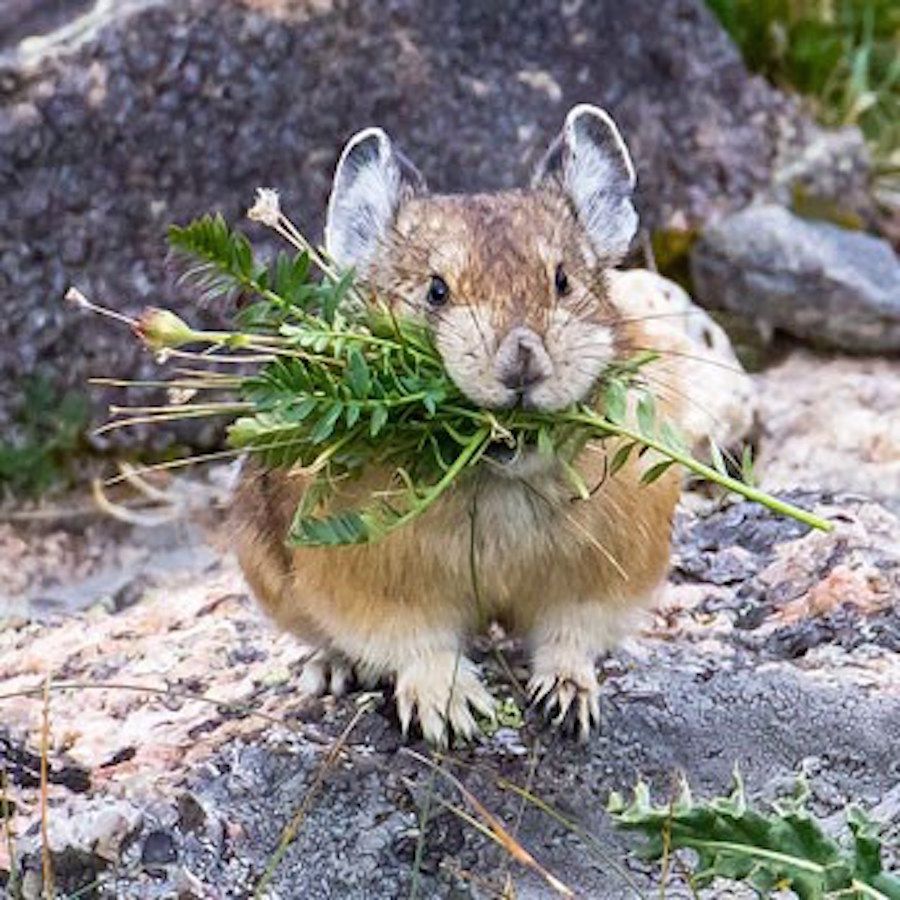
528, 650, 600, 741
296, 648, 356, 698
395, 653, 495, 746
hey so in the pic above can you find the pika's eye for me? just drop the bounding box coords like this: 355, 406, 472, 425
554, 263, 570, 297
427, 274, 450, 308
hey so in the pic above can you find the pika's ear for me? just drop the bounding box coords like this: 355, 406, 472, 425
532, 104, 638, 260
325, 127, 424, 271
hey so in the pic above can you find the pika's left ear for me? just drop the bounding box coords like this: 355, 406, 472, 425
532, 104, 638, 261
325, 126, 425, 272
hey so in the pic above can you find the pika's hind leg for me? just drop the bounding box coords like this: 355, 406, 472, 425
526, 601, 640, 741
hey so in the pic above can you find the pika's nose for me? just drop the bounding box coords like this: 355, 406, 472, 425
495, 326, 552, 391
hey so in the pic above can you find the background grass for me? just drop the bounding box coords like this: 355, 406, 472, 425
0, 376, 88, 497
707, 0, 900, 177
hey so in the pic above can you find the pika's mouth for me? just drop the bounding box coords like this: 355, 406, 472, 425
483, 431, 539, 467
484, 441, 518, 465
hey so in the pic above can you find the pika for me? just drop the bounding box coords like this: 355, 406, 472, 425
233, 105, 688, 744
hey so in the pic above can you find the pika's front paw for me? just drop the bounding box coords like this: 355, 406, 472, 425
296, 648, 356, 698
528, 650, 600, 741
395, 653, 495, 746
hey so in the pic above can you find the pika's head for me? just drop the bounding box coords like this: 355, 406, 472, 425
325, 105, 638, 413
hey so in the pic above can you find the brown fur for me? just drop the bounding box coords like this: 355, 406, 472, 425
231, 134, 685, 743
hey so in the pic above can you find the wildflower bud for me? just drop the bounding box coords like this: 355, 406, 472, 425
64, 286, 92, 309
247, 187, 281, 227
167, 386, 198, 405
134, 307, 197, 350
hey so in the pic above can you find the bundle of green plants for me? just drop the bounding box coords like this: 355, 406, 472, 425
68, 190, 831, 547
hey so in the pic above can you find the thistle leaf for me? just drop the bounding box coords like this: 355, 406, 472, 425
608, 771, 900, 899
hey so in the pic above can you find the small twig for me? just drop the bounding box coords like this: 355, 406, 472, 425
1, 768, 17, 894
492, 647, 529, 704
500, 738, 541, 892
403, 749, 574, 897
443, 755, 647, 899
0, 681, 327, 745
91, 479, 181, 527
439, 859, 508, 900
409, 650, 468, 900
253, 699, 374, 897
499, 778, 648, 899
40, 675, 54, 900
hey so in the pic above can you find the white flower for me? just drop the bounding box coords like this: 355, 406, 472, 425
167, 386, 198, 405
64, 286, 92, 309
247, 187, 281, 227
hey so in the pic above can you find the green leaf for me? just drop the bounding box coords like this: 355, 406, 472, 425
709, 437, 728, 476
609, 442, 634, 476
370, 404, 389, 438
285, 397, 318, 422
636, 391, 656, 438
659, 420, 686, 453
347, 348, 371, 399
609, 770, 900, 900
560, 457, 590, 500
537, 425, 555, 459
289, 509, 371, 546
640, 459, 675, 485
741, 444, 756, 486
603, 379, 627, 424
309, 403, 343, 443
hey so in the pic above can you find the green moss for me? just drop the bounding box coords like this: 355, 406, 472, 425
650, 227, 700, 291
0, 375, 90, 496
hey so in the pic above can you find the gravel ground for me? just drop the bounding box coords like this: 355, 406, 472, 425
2, 489, 898, 897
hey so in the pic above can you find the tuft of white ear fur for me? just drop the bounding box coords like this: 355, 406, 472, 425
325, 127, 424, 272
533, 104, 638, 261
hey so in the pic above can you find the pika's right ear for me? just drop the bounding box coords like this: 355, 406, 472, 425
532, 105, 638, 261
325, 127, 424, 271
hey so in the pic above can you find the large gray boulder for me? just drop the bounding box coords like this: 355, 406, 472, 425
691, 204, 900, 352
0, 0, 867, 447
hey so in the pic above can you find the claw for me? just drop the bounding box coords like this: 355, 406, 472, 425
394, 653, 494, 745
296, 649, 356, 700
528, 652, 601, 739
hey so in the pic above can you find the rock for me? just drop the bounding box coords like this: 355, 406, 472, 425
771, 126, 874, 229
14, 797, 143, 897
0, 0, 864, 446
691, 204, 900, 352
754, 349, 900, 515
2, 486, 899, 895
140, 828, 178, 870
609, 269, 757, 452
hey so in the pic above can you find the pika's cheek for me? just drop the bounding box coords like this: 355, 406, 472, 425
528, 312, 616, 410
434, 307, 514, 408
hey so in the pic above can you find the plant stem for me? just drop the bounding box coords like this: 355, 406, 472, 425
562, 409, 833, 533
371, 427, 491, 536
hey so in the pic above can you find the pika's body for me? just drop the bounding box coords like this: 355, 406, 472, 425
233, 106, 686, 742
